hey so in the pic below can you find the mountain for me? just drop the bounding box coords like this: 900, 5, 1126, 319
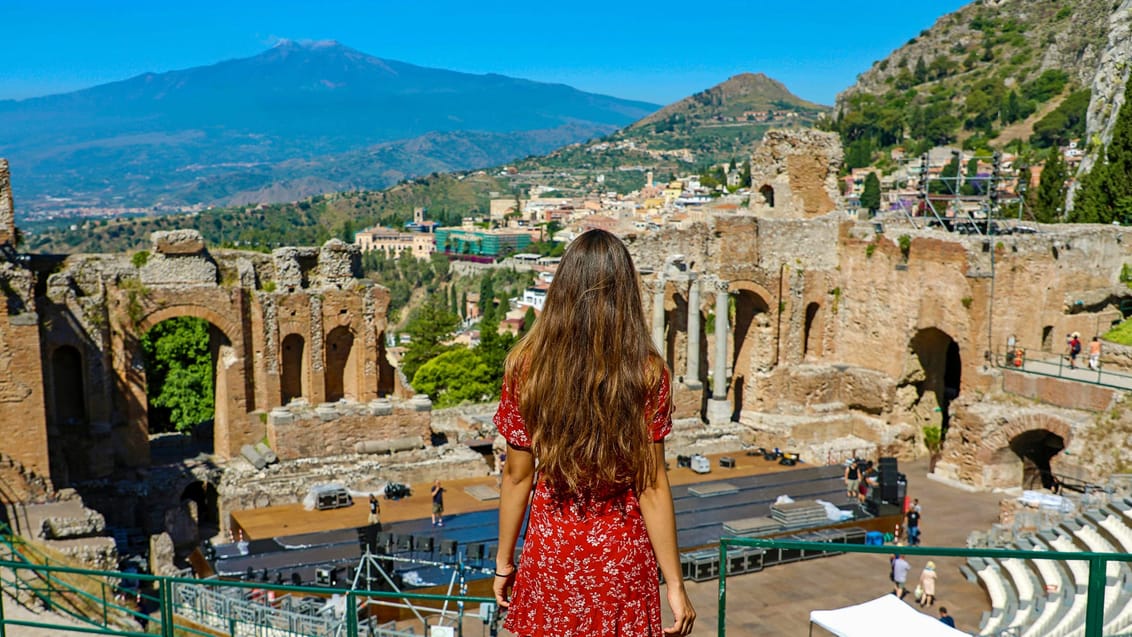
0, 40, 658, 215
514, 73, 829, 185
829, 0, 1117, 160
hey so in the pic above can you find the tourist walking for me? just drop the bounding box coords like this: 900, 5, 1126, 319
367, 493, 381, 529
845, 459, 861, 498
939, 606, 956, 627
1067, 332, 1082, 369
1089, 336, 1101, 370
492, 229, 695, 636
905, 503, 922, 545
917, 561, 937, 607
430, 480, 445, 527
891, 554, 911, 599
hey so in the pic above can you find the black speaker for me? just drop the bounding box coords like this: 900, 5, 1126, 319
440, 539, 458, 556
395, 534, 414, 552
466, 542, 485, 560
357, 525, 379, 553
485, 544, 498, 560
878, 457, 898, 472
416, 536, 434, 553
375, 531, 393, 553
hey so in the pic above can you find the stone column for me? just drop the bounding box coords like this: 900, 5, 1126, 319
684, 275, 702, 388
708, 280, 731, 425
651, 277, 666, 357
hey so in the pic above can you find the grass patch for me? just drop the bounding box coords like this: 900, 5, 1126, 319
1103, 319, 1132, 345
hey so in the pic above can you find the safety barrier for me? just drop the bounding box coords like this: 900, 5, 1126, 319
718, 537, 1132, 637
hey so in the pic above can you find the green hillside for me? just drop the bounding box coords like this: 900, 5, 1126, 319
827, 0, 1111, 165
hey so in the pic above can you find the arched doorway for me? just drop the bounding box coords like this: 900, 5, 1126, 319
759, 185, 775, 207
141, 317, 227, 457
1010, 430, 1065, 490
180, 481, 221, 537
909, 328, 962, 436
325, 326, 357, 402
731, 289, 771, 420
803, 302, 821, 360
50, 345, 87, 426
280, 334, 307, 404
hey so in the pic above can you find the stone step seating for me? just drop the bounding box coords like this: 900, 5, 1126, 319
1089, 510, 1132, 635
1017, 537, 1077, 637
972, 558, 1012, 636
999, 557, 1041, 632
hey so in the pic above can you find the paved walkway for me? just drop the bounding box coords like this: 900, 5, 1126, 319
1007, 353, 1132, 390
666, 458, 1003, 637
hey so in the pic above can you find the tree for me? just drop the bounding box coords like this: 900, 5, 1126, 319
411, 347, 496, 408
479, 272, 496, 318
520, 307, 537, 336
930, 153, 962, 195
860, 172, 882, 214
401, 295, 460, 381
141, 317, 214, 433
1074, 79, 1132, 224
1035, 146, 1068, 223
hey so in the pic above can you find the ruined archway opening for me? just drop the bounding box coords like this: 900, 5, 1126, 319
803, 302, 820, 359
180, 481, 220, 530
731, 290, 770, 421
1009, 429, 1065, 490
324, 326, 357, 402
280, 333, 308, 404
759, 185, 775, 208
50, 345, 87, 426
141, 317, 224, 458
909, 328, 962, 439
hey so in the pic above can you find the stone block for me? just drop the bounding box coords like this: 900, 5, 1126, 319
139, 253, 218, 286
410, 394, 433, 412
268, 409, 294, 426
151, 229, 206, 255
40, 509, 106, 540
369, 399, 393, 416
317, 239, 361, 287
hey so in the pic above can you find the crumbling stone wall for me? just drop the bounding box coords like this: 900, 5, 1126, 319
22, 228, 398, 488
747, 129, 843, 218
0, 160, 14, 246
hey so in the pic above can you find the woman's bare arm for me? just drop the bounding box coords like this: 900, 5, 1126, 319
493, 443, 535, 607
639, 441, 695, 636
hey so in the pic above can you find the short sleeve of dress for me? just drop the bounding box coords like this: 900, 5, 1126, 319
493, 377, 531, 449
649, 368, 673, 442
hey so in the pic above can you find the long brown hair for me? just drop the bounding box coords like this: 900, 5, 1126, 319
504, 229, 667, 500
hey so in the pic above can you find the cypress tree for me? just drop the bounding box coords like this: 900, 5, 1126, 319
860, 172, 882, 214
1075, 77, 1132, 223
1035, 146, 1068, 223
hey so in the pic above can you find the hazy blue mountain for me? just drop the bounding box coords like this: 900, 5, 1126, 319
0, 40, 658, 213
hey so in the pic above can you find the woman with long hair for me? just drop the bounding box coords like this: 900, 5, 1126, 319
492, 229, 695, 636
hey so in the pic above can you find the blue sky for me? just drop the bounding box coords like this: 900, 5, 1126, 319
1, 0, 970, 106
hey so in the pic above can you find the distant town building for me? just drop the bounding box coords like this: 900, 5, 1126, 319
354, 226, 436, 260
434, 227, 532, 258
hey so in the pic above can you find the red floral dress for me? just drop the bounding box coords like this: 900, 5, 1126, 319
493, 370, 673, 637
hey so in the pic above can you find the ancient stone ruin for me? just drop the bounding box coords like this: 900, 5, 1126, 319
3, 129, 1132, 569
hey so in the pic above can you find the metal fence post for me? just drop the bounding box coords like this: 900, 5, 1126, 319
101, 581, 108, 626
1084, 555, 1105, 637
0, 568, 7, 637
161, 578, 174, 637
718, 539, 728, 637
346, 591, 358, 636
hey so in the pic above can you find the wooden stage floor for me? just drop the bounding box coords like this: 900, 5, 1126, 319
229, 451, 809, 541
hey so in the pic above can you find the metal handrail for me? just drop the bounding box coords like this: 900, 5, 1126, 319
996, 344, 1132, 390
0, 550, 496, 637
718, 537, 1132, 637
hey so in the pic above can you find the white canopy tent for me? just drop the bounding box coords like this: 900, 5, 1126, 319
809, 595, 968, 637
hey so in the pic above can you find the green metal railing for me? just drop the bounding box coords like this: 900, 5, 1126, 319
0, 539, 496, 637
718, 537, 1132, 637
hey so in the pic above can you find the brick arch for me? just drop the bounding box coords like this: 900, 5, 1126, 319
726, 280, 777, 420
137, 305, 240, 345
979, 412, 1073, 463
